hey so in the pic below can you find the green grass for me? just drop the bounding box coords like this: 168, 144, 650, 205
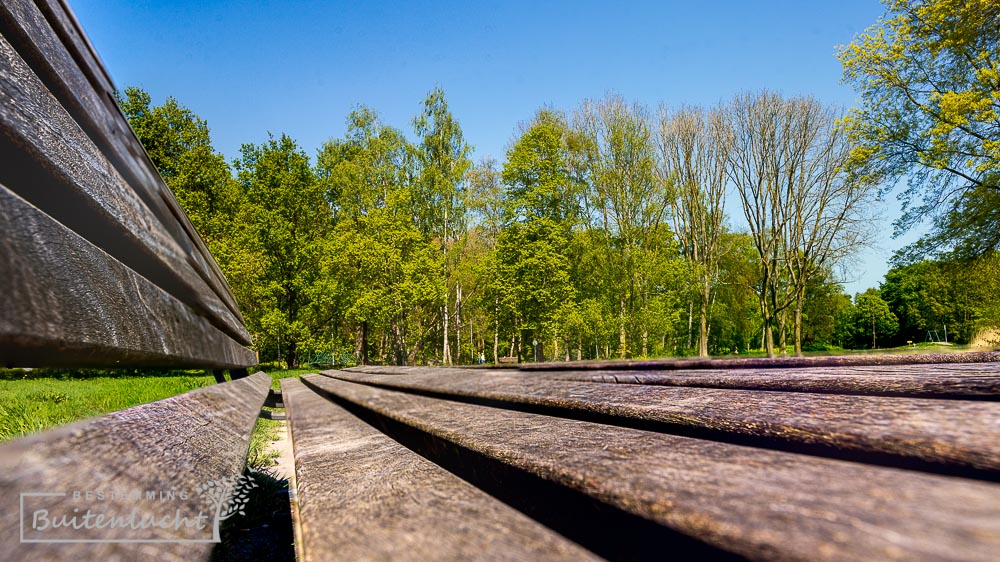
0, 371, 214, 443
0, 367, 312, 445
256, 367, 317, 390
244, 367, 316, 469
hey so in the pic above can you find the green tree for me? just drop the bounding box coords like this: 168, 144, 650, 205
881, 258, 982, 345
854, 289, 899, 348
318, 107, 443, 365
497, 110, 580, 361
576, 95, 673, 358
800, 273, 853, 349
839, 0, 1000, 259
413, 87, 473, 364
232, 134, 331, 367
657, 104, 730, 357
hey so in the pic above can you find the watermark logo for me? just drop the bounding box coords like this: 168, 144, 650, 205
20, 474, 257, 543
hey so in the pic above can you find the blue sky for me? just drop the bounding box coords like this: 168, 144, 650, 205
71, 0, 914, 294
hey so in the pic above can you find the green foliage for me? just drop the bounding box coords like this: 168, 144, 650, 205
115, 88, 916, 360
880, 256, 995, 344
232, 134, 333, 365
853, 289, 899, 348
839, 0, 1000, 259
493, 110, 579, 359
318, 107, 444, 365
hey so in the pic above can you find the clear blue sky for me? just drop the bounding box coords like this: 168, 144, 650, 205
71, 0, 915, 294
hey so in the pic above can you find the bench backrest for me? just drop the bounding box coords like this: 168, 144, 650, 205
0, 0, 255, 369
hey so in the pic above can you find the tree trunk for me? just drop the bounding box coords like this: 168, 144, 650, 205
794, 286, 805, 357
284, 340, 298, 369
687, 300, 694, 350
619, 296, 627, 360
778, 309, 787, 356
455, 284, 462, 365
764, 320, 775, 359
872, 316, 877, 349
442, 297, 451, 365
391, 316, 407, 366
493, 298, 500, 364
698, 279, 710, 357
358, 321, 368, 365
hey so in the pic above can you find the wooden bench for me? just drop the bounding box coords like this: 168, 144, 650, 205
498, 356, 519, 364
281, 355, 1000, 561
4, 1, 1000, 560
0, 1, 262, 559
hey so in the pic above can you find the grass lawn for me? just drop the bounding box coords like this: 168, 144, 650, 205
0, 370, 215, 443
0, 367, 321, 449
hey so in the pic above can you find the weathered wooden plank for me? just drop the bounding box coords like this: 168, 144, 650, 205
332, 367, 1000, 476
1, 0, 244, 322
0, 183, 255, 367
545, 363, 1000, 399
348, 362, 1000, 400
302, 374, 1000, 562
0, 16, 249, 345
281, 378, 598, 562
0, 371, 271, 562
518, 351, 1000, 371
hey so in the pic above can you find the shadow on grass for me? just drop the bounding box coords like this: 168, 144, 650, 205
212, 467, 295, 562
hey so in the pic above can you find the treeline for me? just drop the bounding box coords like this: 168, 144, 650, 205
120, 86, 894, 365
117, 0, 998, 366
122, 83, 999, 366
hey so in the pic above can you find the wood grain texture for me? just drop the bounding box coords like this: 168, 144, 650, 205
281, 377, 598, 562
346, 362, 1000, 399
331, 367, 1000, 475
0, 371, 271, 562
0, 183, 256, 368
0, 10, 249, 344
546, 363, 1000, 399
517, 351, 1000, 371
1, 0, 243, 320
302, 374, 1000, 562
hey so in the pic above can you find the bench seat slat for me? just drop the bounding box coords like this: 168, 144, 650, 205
0, 371, 271, 561
0, 183, 255, 367
549, 363, 1000, 399
516, 351, 1000, 371
346, 361, 1000, 399
302, 373, 1000, 562
281, 377, 599, 562
329, 367, 1000, 475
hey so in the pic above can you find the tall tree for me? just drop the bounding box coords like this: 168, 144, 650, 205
778, 98, 877, 355
498, 109, 580, 361
413, 88, 472, 364
854, 289, 899, 349
838, 0, 1000, 260
576, 95, 671, 358
232, 134, 331, 367
657, 104, 730, 357
317, 107, 442, 365
723, 91, 873, 356
723, 91, 796, 357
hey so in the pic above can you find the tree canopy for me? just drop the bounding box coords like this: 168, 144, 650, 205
839, 0, 1000, 260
